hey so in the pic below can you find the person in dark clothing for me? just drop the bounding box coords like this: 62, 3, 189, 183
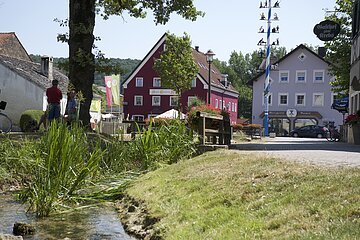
46, 80, 62, 121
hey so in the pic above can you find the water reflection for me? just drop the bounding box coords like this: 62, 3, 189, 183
0, 193, 135, 240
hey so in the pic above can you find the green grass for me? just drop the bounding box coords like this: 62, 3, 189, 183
125, 150, 360, 239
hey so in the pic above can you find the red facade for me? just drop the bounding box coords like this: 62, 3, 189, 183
123, 34, 239, 124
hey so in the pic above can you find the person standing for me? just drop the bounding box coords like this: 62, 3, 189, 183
65, 90, 77, 124
46, 79, 62, 121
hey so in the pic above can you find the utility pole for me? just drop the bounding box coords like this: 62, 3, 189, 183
258, 0, 280, 136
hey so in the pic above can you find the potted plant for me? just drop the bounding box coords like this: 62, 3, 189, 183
345, 110, 360, 144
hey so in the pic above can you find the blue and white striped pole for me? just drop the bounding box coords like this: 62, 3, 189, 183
264, 0, 272, 136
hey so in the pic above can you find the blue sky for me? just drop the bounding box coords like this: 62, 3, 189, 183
0, 0, 336, 61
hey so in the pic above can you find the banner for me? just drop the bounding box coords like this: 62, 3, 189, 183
111, 74, 120, 105
104, 76, 112, 107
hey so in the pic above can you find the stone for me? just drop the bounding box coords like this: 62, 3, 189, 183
0, 234, 23, 240
12, 222, 35, 236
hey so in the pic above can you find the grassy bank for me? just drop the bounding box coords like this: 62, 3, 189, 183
124, 150, 360, 239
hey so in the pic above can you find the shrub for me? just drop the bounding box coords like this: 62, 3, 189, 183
19, 109, 44, 132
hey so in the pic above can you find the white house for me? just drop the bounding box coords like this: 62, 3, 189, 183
0, 32, 68, 128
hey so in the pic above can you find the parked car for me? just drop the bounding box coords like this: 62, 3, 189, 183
290, 125, 327, 138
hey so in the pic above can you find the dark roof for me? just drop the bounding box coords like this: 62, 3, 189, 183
192, 48, 238, 93
0, 32, 32, 62
0, 54, 68, 93
248, 44, 332, 86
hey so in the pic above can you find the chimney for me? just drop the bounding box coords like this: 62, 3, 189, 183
221, 74, 229, 87
317, 47, 327, 58
41, 56, 53, 81
195, 46, 199, 52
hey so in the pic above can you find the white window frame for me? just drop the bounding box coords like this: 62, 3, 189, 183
135, 77, 143, 87
132, 115, 144, 121
232, 102, 235, 112
191, 79, 196, 88
223, 100, 226, 109
262, 93, 273, 106
296, 70, 307, 83
234, 103, 237, 113
215, 99, 219, 109
148, 114, 158, 119
295, 93, 306, 106
152, 96, 161, 106
313, 70, 325, 83
134, 95, 143, 106
227, 102, 231, 110
278, 93, 289, 106
279, 70, 289, 83
188, 96, 197, 107
153, 77, 161, 87
219, 100, 223, 109
313, 93, 324, 107
170, 96, 179, 107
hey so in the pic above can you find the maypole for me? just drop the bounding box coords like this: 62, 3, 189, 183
258, 0, 280, 136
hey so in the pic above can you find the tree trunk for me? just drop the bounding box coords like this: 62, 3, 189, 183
69, 0, 95, 126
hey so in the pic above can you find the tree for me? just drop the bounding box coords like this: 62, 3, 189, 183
68, 0, 203, 125
324, 0, 352, 95
153, 32, 198, 112
213, 48, 286, 119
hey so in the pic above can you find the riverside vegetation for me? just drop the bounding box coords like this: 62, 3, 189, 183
0, 119, 196, 217
1, 121, 359, 239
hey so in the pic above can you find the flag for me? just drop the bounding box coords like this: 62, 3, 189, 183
111, 74, 120, 105
104, 76, 112, 107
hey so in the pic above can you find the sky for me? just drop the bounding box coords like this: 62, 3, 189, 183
0, 0, 337, 62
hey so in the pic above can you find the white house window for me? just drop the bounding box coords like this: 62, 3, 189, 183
262, 93, 272, 106
134, 95, 143, 106
215, 99, 219, 108
152, 96, 161, 106
313, 70, 325, 82
223, 101, 226, 109
132, 115, 144, 121
279, 71, 289, 83
188, 96, 197, 106
313, 93, 324, 106
191, 79, 196, 88
170, 96, 179, 107
227, 102, 231, 110
219, 100, 222, 109
232, 102, 235, 112
331, 92, 340, 105
295, 93, 306, 106
136, 77, 143, 87
296, 70, 306, 83
234, 103, 237, 112
279, 93, 288, 106
153, 77, 161, 87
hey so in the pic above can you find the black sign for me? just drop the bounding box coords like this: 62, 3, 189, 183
313, 20, 340, 41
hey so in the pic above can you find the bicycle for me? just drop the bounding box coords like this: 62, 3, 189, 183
324, 125, 341, 142
0, 101, 12, 133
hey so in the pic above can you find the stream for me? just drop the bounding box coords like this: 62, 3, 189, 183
0, 193, 135, 240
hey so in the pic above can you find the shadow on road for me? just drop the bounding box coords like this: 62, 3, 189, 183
230, 139, 360, 153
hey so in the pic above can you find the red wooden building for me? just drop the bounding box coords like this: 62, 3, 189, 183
122, 34, 239, 124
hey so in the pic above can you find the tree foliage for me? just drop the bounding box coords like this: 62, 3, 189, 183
153, 32, 198, 112
68, 0, 203, 125
324, 0, 352, 95
214, 47, 286, 118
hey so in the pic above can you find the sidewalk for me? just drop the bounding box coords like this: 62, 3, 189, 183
230, 137, 360, 167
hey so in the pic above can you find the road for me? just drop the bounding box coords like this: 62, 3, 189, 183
229, 137, 360, 168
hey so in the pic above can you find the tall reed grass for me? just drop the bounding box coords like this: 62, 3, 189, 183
20, 122, 103, 217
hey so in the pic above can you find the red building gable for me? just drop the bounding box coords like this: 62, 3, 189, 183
122, 34, 239, 124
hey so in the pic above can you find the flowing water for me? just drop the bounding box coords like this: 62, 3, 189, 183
0, 193, 135, 240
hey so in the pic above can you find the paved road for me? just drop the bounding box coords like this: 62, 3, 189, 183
229, 137, 360, 168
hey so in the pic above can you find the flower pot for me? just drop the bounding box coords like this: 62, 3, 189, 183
352, 125, 360, 145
